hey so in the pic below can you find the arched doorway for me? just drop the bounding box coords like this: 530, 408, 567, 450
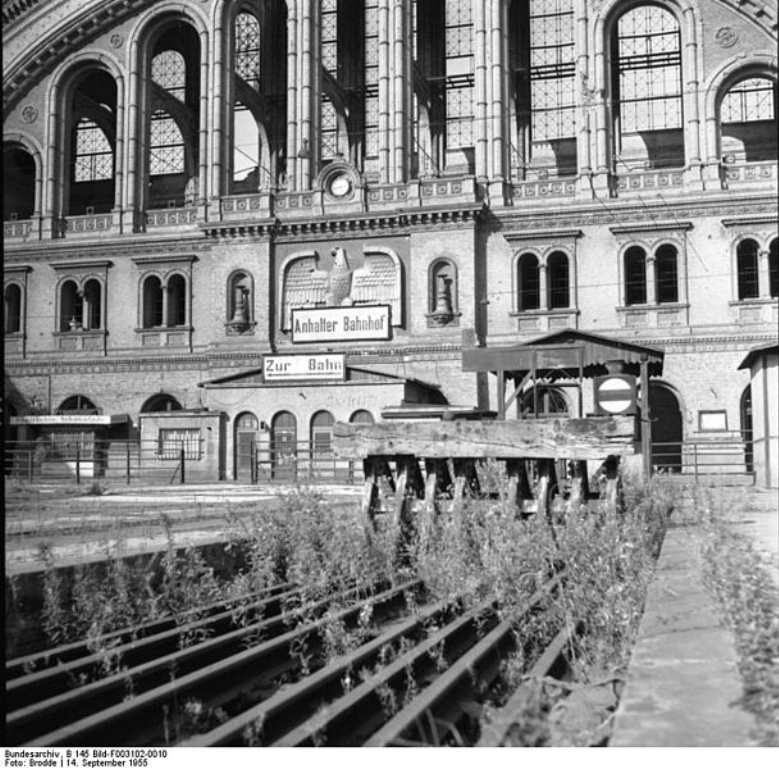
740, 385, 753, 474
234, 412, 259, 481
271, 411, 297, 481
649, 382, 683, 473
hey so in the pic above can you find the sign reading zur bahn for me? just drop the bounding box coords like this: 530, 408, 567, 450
263, 353, 346, 383
291, 305, 391, 343
593, 374, 638, 416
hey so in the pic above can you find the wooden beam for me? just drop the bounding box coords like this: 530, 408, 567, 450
333, 417, 636, 461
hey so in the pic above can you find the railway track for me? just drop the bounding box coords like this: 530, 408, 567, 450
5, 571, 576, 747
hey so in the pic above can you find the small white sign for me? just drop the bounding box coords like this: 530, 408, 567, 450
292, 305, 391, 343
263, 354, 346, 382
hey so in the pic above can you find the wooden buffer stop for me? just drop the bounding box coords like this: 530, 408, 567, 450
332, 330, 664, 534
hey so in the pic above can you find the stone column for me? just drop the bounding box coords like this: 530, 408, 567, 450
646, 255, 656, 306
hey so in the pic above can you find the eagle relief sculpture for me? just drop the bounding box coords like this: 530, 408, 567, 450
281, 246, 402, 331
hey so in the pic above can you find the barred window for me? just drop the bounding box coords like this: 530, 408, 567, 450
529, 0, 575, 141
74, 118, 113, 182
616, 6, 682, 133
158, 428, 200, 460
445, 0, 474, 150
721, 78, 776, 124
321, 0, 339, 161
235, 12, 261, 92
364, 0, 380, 157
152, 50, 186, 100
150, 112, 185, 175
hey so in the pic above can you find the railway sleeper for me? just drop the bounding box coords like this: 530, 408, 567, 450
11, 580, 421, 747
6, 584, 301, 710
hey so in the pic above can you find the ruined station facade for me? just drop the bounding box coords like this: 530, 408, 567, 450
3, 0, 777, 480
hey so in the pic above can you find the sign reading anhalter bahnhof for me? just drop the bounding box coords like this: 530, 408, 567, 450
263, 354, 346, 382
291, 305, 391, 343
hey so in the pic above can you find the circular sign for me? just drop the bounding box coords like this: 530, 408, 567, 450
597, 377, 634, 414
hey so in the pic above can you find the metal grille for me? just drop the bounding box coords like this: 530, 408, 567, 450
617, 6, 682, 133
321, 0, 338, 159
365, 0, 380, 157
529, 0, 575, 141
150, 111, 185, 175
74, 118, 113, 182
152, 50, 186, 101
158, 428, 200, 460
235, 12, 261, 91
445, 0, 474, 150
721, 78, 775, 123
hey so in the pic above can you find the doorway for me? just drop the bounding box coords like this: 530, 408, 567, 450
234, 412, 259, 481
271, 411, 297, 481
649, 382, 683, 473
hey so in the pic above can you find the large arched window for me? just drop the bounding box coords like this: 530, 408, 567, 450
57, 395, 99, 414
231, 4, 288, 192
3, 145, 36, 220
414, 0, 475, 175
68, 70, 117, 215
612, 5, 683, 169
720, 77, 777, 162
737, 239, 760, 300
518, 253, 541, 311
509, 0, 576, 177
146, 24, 200, 209
624, 246, 647, 306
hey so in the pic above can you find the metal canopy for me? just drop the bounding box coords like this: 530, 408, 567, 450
462, 330, 664, 377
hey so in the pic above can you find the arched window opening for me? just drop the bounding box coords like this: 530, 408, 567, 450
142, 275, 164, 328
655, 244, 679, 304
737, 239, 759, 300
234, 411, 259, 480
413, 0, 475, 176
60, 280, 82, 331
518, 253, 541, 311
509, 0, 576, 177
5, 284, 22, 334
770, 240, 778, 299
520, 386, 568, 419
428, 260, 458, 324
720, 77, 777, 162
147, 27, 200, 208
311, 411, 335, 456
349, 410, 375, 425
82, 279, 102, 330
3, 145, 36, 220
68, 70, 117, 215
166, 274, 187, 327
57, 395, 99, 415
547, 251, 570, 309
231, 4, 287, 192
612, 5, 683, 170
227, 271, 253, 333
624, 246, 647, 306
142, 393, 183, 412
